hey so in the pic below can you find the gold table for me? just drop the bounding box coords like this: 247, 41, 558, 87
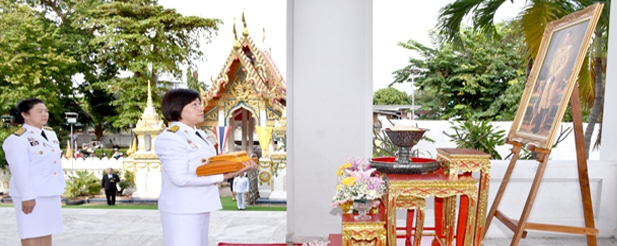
385, 173, 477, 246
341, 212, 387, 245
436, 148, 491, 246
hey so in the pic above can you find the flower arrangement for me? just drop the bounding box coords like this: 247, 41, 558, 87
331, 157, 386, 207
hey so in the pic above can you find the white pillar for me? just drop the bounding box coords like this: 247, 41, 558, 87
604, 1, 617, 238
287, 0, 373, 241
601, 2, 617, 162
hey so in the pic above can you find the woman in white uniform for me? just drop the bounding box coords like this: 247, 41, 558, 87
2, 98, 66, 246
155, 89, 256, 246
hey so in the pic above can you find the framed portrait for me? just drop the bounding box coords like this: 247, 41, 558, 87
507, 4, 603, 150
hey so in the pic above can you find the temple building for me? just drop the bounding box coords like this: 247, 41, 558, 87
200, 12, 286, 154
200, 12, 287, 201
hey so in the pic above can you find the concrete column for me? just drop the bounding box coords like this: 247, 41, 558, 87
286, 0, 373, 241
604, 1, 617, 239
601, 2, 617, 162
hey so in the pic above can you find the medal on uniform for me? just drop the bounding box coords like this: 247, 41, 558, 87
27, 137, 39, 146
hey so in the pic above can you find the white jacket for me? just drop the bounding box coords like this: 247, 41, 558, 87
3, 123, 65, 200
154, 122, 224, 214
233, 176, 249, 193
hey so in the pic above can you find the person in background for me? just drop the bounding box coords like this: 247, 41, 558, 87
232, 173, 249, 210
101, 168, 120, 206
2, 98, 66, 246
112, 148, 122, 160
154, 88, 256, 246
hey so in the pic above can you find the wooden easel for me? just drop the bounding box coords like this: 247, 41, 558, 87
484, 86, 598, 245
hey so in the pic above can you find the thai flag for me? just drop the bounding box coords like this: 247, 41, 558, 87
213, 126, 231, 154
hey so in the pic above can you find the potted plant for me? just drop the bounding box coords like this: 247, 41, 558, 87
63, 170, 102, 205
118, 170, 135, 196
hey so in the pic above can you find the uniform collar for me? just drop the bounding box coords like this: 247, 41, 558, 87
22, 123, 44, 135
171, 121, 198, 134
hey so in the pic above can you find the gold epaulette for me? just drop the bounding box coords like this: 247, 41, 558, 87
43, 126, 53, 130
13, 128, 26, 136
167, 125, 180, 133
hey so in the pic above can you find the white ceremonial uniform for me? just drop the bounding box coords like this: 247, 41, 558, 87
154, 121, 223, 246
2, 123, 65, 239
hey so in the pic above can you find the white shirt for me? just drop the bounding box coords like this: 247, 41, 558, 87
155, 121, 223, 214
233, 176, 249, 193
2, 123, 65, 200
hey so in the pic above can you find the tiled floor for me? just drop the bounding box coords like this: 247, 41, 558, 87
1, 206, 616, 246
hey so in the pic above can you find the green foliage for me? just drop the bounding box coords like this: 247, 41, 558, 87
186, 68, 209, 93
373, 87, 409, 105
392, 23, 527, 121
118, 170, 135, 195
443, 120, 505, 160
64, 170, 102, 198
84, 0, 222, 128
0, 0, 78, 126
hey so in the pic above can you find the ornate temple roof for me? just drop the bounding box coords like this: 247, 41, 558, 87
202, 11, 286, 115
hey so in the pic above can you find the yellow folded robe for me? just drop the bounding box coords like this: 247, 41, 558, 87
196, 151, 256, 177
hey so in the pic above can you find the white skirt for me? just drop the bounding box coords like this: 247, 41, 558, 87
160, 211, 210, 246
12, 196, 64, 239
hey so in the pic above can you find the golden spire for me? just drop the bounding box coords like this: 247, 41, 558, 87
135, 80, 163, 129
147, 80, 153, 108
242, 9, 249, 37
262, 28, 266, 44
233, 18, 240, 49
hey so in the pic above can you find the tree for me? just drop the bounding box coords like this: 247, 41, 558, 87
0, 0, 78, 125
186, 68, 209, 93
437, 0, 610, 157
392, 23, 527, 120
85, 0, 223, 128
373, 87, 409, 105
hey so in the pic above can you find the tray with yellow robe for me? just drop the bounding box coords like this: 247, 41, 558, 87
196, 151, 257, 176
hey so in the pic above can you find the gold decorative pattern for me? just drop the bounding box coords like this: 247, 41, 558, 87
436, 148, 491, 246
385, 174, 478, 246
342, 217, 386, 246
437, 153, 491, 175
13, 128, 26, 136
258, 171, 271, 186
205, 107, 218, 121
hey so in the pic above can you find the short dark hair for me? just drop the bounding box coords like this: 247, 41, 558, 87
161, 89, 200, 122
10, 98, 45, 124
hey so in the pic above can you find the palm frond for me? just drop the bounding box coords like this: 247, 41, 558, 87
578, 55, 594, 107
437, 0, 486, 46
474, 0, 510, 40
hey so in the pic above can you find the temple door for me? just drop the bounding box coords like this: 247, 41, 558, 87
229, 108, 256, 156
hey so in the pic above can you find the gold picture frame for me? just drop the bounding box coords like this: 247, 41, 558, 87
508, 3, 603, 150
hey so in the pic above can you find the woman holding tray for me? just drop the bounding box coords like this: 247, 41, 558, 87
155, 88, 256, 246
3, 98, 66, 246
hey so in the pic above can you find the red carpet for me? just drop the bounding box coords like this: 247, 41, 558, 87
217, 243, 302, 246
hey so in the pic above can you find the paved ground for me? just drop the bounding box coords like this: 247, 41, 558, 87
0, 183, 615, 245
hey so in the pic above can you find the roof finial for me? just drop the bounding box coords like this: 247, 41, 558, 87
262, 28, 266, 44
233, 18, 240, 49
242, 9, 249, 37
147, 80, 153, 108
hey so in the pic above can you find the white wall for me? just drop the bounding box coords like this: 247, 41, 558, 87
286, 0, 373, 242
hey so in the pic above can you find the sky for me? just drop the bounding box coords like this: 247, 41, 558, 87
157, 0, 526, 93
